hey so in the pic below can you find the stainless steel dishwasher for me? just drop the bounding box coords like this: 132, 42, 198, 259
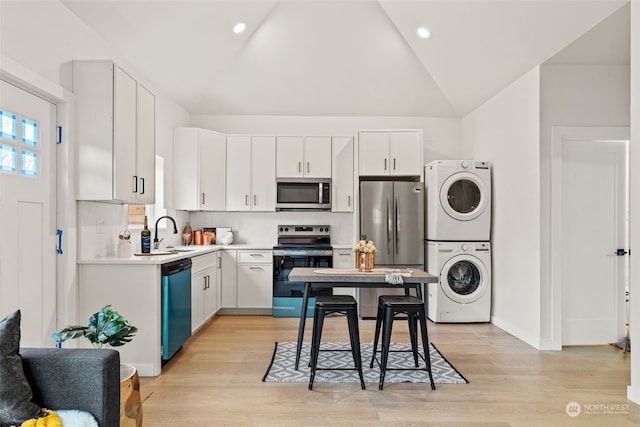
161, 258, 192, 361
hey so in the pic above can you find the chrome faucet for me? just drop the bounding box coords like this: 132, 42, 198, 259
153, 215, 178, 250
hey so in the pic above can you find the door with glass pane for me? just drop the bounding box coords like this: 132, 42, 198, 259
0, 80, 56, 347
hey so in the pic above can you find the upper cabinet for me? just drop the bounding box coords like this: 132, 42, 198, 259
173, 127, 226, 211
226, 135, 276, 211
276, 136, 331, 178
331, 136, 354, 212
74, 60, 155, 203
358, 130, 422, 177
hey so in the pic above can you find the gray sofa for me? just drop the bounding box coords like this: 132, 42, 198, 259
20, 348, 120, 427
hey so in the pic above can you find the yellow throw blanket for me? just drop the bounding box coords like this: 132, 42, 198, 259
19, 409, 62, 427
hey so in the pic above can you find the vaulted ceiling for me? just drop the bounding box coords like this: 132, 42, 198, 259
61, 0, 629, 118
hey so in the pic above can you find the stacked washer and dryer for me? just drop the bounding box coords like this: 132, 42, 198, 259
425, 160, 492, 323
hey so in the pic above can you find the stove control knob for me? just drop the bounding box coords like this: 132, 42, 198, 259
279, 227, 283, 232
320, 227, 324, 232
325, 226, 329, 232
284, 227, 289, 232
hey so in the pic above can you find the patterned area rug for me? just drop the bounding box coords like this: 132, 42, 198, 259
262, 342, 468, 384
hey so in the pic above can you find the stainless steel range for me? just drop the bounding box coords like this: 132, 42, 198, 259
272, 225, 333, 317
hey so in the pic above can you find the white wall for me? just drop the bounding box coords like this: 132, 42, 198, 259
628, 0, 640, 406
539, 64, 630, 350
462, 68, 542, 348
0, 1, 190, 321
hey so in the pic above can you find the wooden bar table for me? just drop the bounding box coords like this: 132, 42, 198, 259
289, 267, 438, 370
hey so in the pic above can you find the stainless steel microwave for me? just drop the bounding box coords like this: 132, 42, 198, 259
275, 178, 331, 211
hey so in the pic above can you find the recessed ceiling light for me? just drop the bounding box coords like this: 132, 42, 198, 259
417, 27, 431, 39
233, 22, 246, 34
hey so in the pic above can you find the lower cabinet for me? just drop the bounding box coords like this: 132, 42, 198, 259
237, 250, 273, 309
191, 252, 219, 332
221, 249, 237, 308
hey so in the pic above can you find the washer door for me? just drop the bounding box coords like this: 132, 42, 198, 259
440, 254, 488, 304
439, 171, 488, 221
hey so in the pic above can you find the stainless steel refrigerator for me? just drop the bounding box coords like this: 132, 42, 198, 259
358, 180, 424, 318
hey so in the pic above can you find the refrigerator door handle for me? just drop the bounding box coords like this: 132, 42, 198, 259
395, 195, 399, 254
387, 196, 392, 254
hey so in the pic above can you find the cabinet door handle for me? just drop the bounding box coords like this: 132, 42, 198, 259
133, 176, 138, 193
250, 253, 264, 257
202, 193, 206, 205
203, 276, 207, 291
393, 158, 396, 171
306, 162, 310, 174
348, 195, 351, 207
140, 177, 145, 195
253, 195, 257, 206
250, 267, 264, 271
338, 253, 351, 256
298, 162, 301, 174
245, 194, 249, 205
384, 159, 387, 171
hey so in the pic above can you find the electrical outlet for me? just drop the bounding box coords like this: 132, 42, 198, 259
97, 218, 105, 234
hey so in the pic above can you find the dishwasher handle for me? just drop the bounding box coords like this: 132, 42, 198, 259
161, 258, 193, 276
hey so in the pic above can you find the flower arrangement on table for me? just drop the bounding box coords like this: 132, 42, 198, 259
353, 240, 377, 254
353, 240, 377, 271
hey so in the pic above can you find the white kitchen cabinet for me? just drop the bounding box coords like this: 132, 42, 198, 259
226, 135, 275, 211
332, 248, 356, 298
331, 136, 354, 212
236, 250, 272, 309
221, 250, 237, 308
358, 130, 422, 177
173, 127, 226, 211
276, 136, 331, 178
191, 252, 218, 332
74, 60, 155, 203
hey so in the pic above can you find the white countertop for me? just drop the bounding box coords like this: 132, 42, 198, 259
78, 244, 274, 265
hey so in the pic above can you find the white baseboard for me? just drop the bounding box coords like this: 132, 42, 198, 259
490, 315, 540, 350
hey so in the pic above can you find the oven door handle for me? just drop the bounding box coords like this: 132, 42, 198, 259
273, 249, 333, 256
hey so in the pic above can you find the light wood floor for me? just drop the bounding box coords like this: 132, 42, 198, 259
140, 315, 639, 426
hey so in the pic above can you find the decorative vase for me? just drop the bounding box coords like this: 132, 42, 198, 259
182, 222, 193, 245
117, 240, 132, 258
355, 252, 374, 272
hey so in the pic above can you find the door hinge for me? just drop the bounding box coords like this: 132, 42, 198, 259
56, 126, 62, 144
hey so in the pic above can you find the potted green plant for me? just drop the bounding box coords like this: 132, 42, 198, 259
52, 305, 142, 425
51, 305, 138, 348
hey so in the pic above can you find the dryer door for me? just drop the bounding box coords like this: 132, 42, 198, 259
440, 254, 488, 304
439, 171, 488, 221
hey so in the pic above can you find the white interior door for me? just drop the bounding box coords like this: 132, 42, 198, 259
0, 80, 56, 346
561, 138, 628, 345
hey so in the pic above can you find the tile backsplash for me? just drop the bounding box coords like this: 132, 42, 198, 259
77, 201, 187, 258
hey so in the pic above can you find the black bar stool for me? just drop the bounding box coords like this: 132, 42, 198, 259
370, 294, 435, 391
308, 295, 366, 390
